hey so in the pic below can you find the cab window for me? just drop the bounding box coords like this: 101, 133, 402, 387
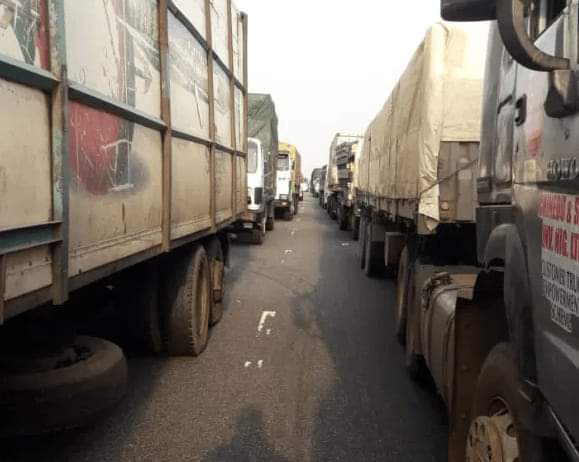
277, 153, 290, 171
528, 0, 566, 40
248, 141, 258, 174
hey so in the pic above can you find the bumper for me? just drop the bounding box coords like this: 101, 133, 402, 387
274, 199, 291, 209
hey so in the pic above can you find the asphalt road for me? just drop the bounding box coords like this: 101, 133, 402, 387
4, 196, 448, 462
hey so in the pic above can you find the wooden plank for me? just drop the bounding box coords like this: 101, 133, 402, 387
159, 0, 173, 252
206, 0, 217, 231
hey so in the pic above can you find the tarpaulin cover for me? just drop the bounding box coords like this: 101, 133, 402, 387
249, 94, 279, 160
357, 22, 487, 229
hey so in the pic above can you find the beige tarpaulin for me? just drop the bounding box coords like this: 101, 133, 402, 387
357, 22, 487, 230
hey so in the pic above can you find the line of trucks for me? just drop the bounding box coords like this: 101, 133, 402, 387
314, 3, 579, 459
0, 0, 304, 438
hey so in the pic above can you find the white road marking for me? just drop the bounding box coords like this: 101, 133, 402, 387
258, 311, 277, 333
266, 329, 272, 336
284, 249, 293, 255
341, 242, 350, 247
290, 229, 296, 236
244, 361, 252, 368
258, 360, 264, 368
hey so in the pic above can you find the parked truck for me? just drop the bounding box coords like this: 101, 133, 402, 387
325, 134, 363, 230
432, 1, 579, 460
0, 0, 247, 436
355, 21, 492, 459
275, 142, 302, 220
242, 94, 278, 244
310, 168, 322, 198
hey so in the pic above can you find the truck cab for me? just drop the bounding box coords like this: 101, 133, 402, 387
440, 0, 579, 459
275, 143, 301, 220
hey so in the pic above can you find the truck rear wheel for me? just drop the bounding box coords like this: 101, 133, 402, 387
284, 207, 294, 221
364, 223, 381, 278
359, 216, 367, 269
205, 238, 225, 326
0, 336, 127, 437
163, 245, 211, 356
352, 215, 360, 241
119, 263, 163, 355
395, 246, 409, 346
467, 343, 544, 462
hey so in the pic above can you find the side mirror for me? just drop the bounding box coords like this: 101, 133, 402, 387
441, 0, 496, 21
496, 0, 569, 71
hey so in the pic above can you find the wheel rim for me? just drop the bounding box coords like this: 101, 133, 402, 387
466, 401, 519, 462
196, 262, 210, 338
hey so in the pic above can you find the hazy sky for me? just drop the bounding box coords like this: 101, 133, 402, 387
235, 0, 441, 177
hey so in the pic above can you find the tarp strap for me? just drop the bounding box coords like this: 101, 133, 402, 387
419, 159, 477, 198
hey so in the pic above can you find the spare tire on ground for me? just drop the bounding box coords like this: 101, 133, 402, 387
0, 336, 128, 437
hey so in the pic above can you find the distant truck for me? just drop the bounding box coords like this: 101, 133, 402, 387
355, 21, 488, 458
243, 94, 279, 244
0, 0, 247, 436
324, 134, 363, 230
310, 168, 322, 198
275, 142, 302, 220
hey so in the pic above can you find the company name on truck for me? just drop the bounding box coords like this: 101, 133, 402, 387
539, 192, 579, 333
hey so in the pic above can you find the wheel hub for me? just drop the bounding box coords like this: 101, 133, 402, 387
466, 411, 519, 462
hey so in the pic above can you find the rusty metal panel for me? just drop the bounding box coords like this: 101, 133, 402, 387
438, 141, 478, 223
68, 107, 163, 276
0, 80, 52, 229
5, 247, 52, 301
171, 138, 212, 239
236, 155, 247, 214
173, 0, 207, 40
213, 62, 232, 148
215, 150, 233, 223
168, 11, 210, 139
210, 0, 229, 68
64, 0, 161, 119
234, 86, 245, 150
231, 3, 244, 83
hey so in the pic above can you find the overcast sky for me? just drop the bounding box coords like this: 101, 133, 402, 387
235, 0, 442, 178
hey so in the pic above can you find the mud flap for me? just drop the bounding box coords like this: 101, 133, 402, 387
448, 293, 509, 462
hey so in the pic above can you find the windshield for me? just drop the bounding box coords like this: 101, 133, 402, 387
277, 153, 290, 171
248, 141, 258, 174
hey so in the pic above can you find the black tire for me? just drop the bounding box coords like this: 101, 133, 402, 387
359, 217, 367, 270
338, 206, 349, 231
119, 264, 163, 355
252, 228, 265, 245
469, 343, 546, 462
364, 223, 378, 278
405, 311, 429, 382
395, 246, 409, 346
284, 208, 294, 221
266, 216, 275, 231
205, 238, 225, 326
352, 215, 360, 241
294, 200, 299, 216
0, 336, 127, 437
163, 245, 211, 356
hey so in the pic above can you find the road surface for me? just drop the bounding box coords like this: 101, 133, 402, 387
4, 196, 448, 462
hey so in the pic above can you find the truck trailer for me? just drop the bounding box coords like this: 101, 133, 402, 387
0, 0, 247, 436
355, 21, 491, 459
275, 142, 302, 220
242, 93, 278, 244
325, 134, 363, 231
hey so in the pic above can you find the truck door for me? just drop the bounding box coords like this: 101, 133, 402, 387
512, 0, 579, 443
